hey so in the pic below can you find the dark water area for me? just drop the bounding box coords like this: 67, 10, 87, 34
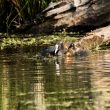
0, 50, 110, 110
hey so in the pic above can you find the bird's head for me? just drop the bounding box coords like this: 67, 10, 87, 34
54, 42, 63, 55
54, 44, 59, 55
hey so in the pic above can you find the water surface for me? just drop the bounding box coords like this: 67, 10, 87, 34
0, 50, 110, 110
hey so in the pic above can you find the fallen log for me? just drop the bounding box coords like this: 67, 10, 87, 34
74, 25, 110, 50
28, 0, 110, 34
44, 2, 75, 18
42, 1, 67, 14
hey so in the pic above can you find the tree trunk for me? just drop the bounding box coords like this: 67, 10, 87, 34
28, 0, 110, 34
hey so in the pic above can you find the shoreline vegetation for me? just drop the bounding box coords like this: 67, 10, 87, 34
0, 32, 109, 54
0, 0, 59, 33
0, 32, 78, 52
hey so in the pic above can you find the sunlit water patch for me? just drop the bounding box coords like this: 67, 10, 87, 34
0, 50, 110, 110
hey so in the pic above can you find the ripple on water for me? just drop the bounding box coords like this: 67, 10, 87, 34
0, 51, 110, 110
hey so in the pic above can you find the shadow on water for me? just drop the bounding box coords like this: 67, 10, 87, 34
0, 50, 110, 110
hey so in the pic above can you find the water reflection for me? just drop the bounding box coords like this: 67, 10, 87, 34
0, 51, 110, 110
89, 51, 110, 110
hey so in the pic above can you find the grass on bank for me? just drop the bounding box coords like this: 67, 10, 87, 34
0, 0, 59, 33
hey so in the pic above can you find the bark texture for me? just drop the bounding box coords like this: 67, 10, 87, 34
29, 0, 110, 34
74, 25, 110, 50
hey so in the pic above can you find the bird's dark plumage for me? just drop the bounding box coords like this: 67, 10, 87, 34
40, 41, 76, 57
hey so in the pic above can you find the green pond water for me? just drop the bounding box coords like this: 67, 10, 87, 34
0, 50, 110, 110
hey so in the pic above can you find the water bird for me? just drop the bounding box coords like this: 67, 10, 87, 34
73, 42, 88, 57
56, 41, 75, 56
41, 41, 74, 57
64, 41, 89, 57
41, 41, 88, 57
41, 43, 61, 56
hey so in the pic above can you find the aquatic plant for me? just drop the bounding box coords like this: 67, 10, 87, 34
0, 34, 78, 51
